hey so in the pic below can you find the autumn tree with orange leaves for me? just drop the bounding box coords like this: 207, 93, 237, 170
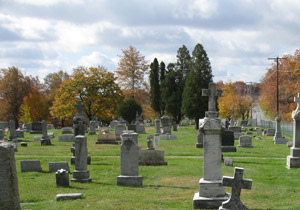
218, 81, 252, 120
260, 49, 300, 122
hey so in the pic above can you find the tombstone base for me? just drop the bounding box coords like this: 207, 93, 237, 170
238, 144, 253, 148
71, 156, 91, 165
219, 199, 247, 210
193, 192, 230, 209
196, 143, 203, 148
221, 146, 236, 152
274, 136, 288, 144
71, 170, 92, 183
287, 155, 300, 169
117, 175, 142, 186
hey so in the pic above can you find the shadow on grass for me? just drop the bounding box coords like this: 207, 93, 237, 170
91, 163, 113, 166
234, 160, 283, 166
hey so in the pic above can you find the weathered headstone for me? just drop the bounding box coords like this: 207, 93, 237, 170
30, 122, 42, 134
287, 93, 300, 168
0, 121, 8, 129
221, 130, 236, 152
49, 161, 70, 172
20, 160, 42, 172
56, 169, 69, 187
89, 120, 96, 135
16, 130, 24, 138
62, 127, 73, 134
58, 135, 74, 142
224, 158, 233, 167
135, 112, 146, 134
193, 82, 229, 209
238, 136, 253, 148
219, 167, 252, 210
161, 115, 171, 134
117, 133, 142, 186
109, 120, 119, 130
96, 134, 118, 144
41, 120, 51, 145
56, 193, 83, 201
73, 99, 87, 137
71, 135, 92, 182
115, 124, 126, 140
0, 142, 21, 210
196, 132, 203, 148
246, 131, 253, 135
266, 128, 275, 136
240, 120, 248, 127
155, 118, 161, 134
9, 119, 18, 152
47, 124, 55, 130
256, 130, 263, 135
228, 126, 243, 140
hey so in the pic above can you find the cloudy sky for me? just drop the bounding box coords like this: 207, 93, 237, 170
1, 0, 300, 83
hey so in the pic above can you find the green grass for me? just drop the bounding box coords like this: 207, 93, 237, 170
4, 126, 297, 209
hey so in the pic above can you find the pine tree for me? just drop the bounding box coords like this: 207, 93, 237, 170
176, 45, 191, 80
181, 43, 213, 129
160, 61, 166, 115
149, 58, 161, 114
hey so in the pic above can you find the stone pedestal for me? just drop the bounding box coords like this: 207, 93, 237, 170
0, 142, 21, 210
274, 113, 288, 144
56, 169, 69, 187
287, 94, 300, 169
155, 119, 161, 134
71, 135, 92, 182
193, 113, 229, 209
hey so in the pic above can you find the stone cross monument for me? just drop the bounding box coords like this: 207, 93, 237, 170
219, 167, 252, 210
193, 82, 229, 209
73, 99, 86, 136
287, 93, 300, 168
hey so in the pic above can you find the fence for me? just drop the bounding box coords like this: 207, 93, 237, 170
260, 120, 293, 138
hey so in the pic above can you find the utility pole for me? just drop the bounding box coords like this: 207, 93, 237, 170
268, 56, 287, 144
268, 57, 287, 113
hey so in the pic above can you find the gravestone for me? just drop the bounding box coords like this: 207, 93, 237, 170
41, 120, 51, 145
47, 124, 55, 130
58, 135, 74, 142
219, 167, 252, 210
0, 129, 4, 140
196, 132, 203, 148
139, 135, 167, 166
121, 131, 138, 145
56, 169, 69, 187
89, 120, 96, 135
24, 123, 32, 132
115, 124, 126, 140
240, 120, 248, 127
238, 136, 253, 148
274, 113, 288, 144
16, 130, 24, 138
21, 142, 27, 147
117, 133, 142, 186
266, 128, 275, 136
0, 142, 21, 210
155, 118, 161, 134
71, 135, 91, 182
287, 93, 300, 168
0, 121, 8, 129
62, 127, 73, 134
224, 158, 233, 167
56, 193, 83, 201
228, 126, 243, 140
159, 133, 177, 140
135, 112, 146, 134
161, 115, 171, 134
9, 119, 18, 152
30, 122, 42, 134
256, 130, 263, 135
221, 130, 236, 152
246, 131, 253, 135
48, 161, 70, 172
20, 160, 42, 172
173, 123, 178, 131
127, 124, 137, 132
193, 82, 229, 209
109, 120, 119, 130
99, 126, 109, 133
96, 134, 118, 144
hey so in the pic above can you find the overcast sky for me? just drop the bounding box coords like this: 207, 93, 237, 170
1, 0, 300, 83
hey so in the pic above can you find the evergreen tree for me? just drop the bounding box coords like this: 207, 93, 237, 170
117, 98, 142, 124
161, 69, 184, 124
160, 61, 166, 115
149, 58, 160, 114
181, 43, 213, 129
176, 45, 191, 80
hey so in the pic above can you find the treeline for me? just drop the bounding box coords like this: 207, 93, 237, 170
149, 43, 213, 129
260, 49, 300, 122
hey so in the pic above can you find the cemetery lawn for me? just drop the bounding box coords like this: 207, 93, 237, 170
11, 126, 299, 209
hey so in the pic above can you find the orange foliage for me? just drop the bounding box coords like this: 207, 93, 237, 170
259, 49, 300, 122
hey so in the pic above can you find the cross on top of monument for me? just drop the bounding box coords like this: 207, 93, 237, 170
221, 167, 252, 209
74, 99, 84, 115
294, 93, 300, 112
202, 82, 222, 111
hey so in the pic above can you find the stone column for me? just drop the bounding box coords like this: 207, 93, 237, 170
287, 93, 300, 168
71, 135, 92, 182
155, 119, 161, 134
41, 120, 51, 145
117, 133, 142, 186
0, 142, 21, 210
274, 112, 287, 144
89, 120, 96, 135
193, 82, 229, 209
